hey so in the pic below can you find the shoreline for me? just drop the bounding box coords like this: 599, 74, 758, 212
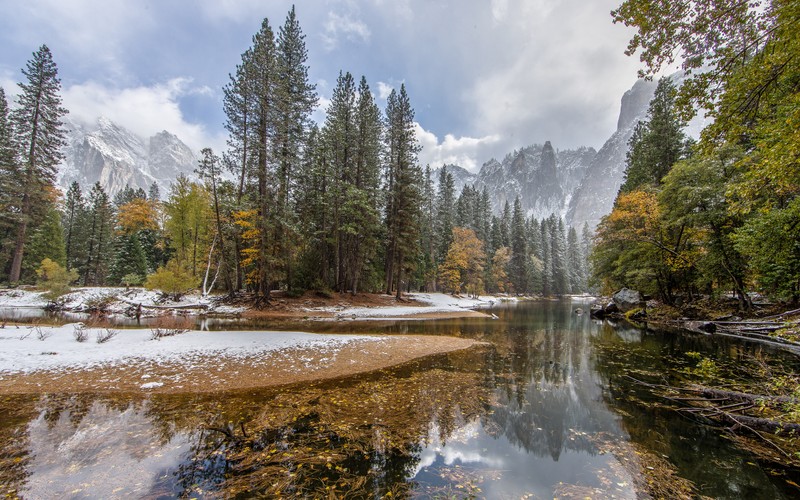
0, 324, 488, 394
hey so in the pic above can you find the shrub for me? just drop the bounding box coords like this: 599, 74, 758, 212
73, 323, 89, 342
36, 258, 78, 301
149, 315, 192, 340
144, 260, 197, 300
96, 328, 119, 344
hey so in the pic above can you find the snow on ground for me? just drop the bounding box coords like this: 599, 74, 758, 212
326, 292, 511, 320
0, 289, 48, 308
0, 323, 384, 376
0, 288, 517, 322
0, 287, 246, 316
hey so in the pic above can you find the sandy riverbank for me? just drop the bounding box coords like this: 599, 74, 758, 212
0, 323, 486, 394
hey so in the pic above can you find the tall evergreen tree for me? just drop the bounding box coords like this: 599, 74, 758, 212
383, 85, 422, 298
509, 197, 528, 293
566, 226, 584, 293
620, 77, 690, 194
81, 183, 114, 285
62, 182, 86, 273
8, 45, 68, 282
21, 202, 66, 282
274, 6, 317, 288
550, 217, 569, 295
435, 168, 456, 265
0, 88, 18, 276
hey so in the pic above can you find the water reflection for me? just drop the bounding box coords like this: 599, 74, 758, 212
1, 301, 797, 498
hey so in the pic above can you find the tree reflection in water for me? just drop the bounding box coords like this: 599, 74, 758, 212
2, 301, 795, 498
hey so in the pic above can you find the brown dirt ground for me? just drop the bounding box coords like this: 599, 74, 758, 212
0, 335, 488, 395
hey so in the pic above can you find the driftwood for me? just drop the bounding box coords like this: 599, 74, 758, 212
118, 297, 209, 310
627, 376, 799, 459
687, 385, 800, 406
716, 412, 800, 435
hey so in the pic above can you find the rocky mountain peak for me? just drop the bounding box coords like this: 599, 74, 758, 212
58, 118, 198, 199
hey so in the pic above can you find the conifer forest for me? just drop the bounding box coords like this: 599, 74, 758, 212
0, 8, 593, 300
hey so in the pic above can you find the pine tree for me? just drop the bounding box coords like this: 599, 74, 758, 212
8, 45, 68, 282
0, 88, 18, 275
435, 167, 456, 265
21, 202, 66, 283
383, 85, 422, 298
527, 218, 543, 294
566, 226, 584, 293
540, 218, 552, 296
109, 233, 149, 285
148, 182, 160, 201
62, 182, 86, 273
500, 201, 511, 248
274, 6, 316, 288
418, 165, 437, 291
348, 76, 383, 293
82, 183, 114, 285
324, 71, 357, 291
550, 217, 569, 295
509, 197, 528, 293
620, 77, 690, 193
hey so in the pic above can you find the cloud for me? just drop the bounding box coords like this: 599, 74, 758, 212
414, 122, 500, 172
322, 11, 371, 51
4, 0, 153, 81
465, 0, 641, 149
376, 81, 393, 100
62, 78, 224, 152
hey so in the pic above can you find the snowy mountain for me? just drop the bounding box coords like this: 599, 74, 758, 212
428, 76, 671, 229
431, 142, 596, 222
58, 117, 198, 198
565, 78, 659, 229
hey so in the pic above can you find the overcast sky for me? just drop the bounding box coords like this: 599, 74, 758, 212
0, 0, 655, 172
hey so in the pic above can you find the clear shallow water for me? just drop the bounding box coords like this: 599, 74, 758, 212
1, 300, 798, 498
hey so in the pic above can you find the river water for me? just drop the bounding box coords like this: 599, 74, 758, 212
1, 300, 798, 498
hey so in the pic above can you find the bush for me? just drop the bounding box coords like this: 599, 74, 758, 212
149, 315, 192, 340
36, 258, 78, 301
144, 260, 197, 299
96, 328, 119, 344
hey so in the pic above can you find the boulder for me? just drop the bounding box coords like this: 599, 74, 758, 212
612, 288, 643, 313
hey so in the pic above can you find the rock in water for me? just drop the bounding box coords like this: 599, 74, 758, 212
612, 288, 643, 313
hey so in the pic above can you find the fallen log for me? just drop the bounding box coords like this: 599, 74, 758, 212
118, 297, 209, 310
717, 412, 800, 435
688, 385, 800, 406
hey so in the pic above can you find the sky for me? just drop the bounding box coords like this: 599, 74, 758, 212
0, 0, 654, 173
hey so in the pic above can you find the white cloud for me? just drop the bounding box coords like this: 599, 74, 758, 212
62, 78, 224, 152
6, 0, 152, 81
414, 122, 500, 172
312, 95, 333, 125
322, 11, 371, 51
376, 81, 393, 100
0, 72, 17, 100
466, 0, 641, 149
490, 0, 509, 22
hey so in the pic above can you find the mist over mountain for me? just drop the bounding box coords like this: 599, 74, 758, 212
57, 75, 684, 226
57, 117, 198, 198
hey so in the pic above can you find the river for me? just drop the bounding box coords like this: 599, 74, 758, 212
1, 299, 798, 498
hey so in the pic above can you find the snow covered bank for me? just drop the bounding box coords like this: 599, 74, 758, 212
0, 323, 383, 375
0, 288, 519, 322
0, 287, 245, 317
307, 293, 508, 320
